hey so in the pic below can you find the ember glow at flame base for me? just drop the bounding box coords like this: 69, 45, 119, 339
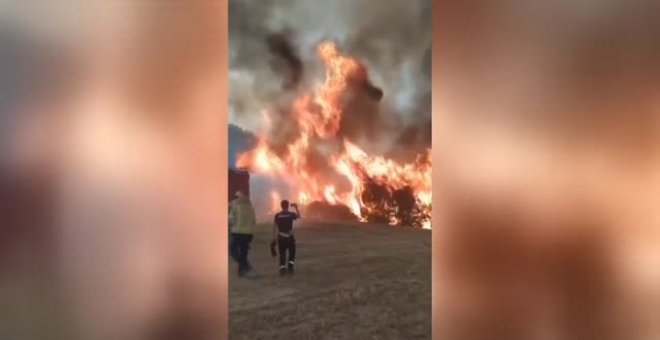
237, 41, 431, 229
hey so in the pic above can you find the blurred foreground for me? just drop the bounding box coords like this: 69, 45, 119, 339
436, 1, 660, 339
1, 2, 227, 339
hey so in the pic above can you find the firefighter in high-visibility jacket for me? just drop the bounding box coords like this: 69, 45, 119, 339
229, 191, 256, 276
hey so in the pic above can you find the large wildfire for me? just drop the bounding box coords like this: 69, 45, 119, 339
237, 41, 431, 229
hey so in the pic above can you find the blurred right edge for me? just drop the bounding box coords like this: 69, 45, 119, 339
433, 0, 660, 339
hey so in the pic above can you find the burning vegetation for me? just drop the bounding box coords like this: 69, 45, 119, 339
237, 41, 431, 229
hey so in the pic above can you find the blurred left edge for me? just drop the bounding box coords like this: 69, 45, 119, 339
0, 1, 228, 340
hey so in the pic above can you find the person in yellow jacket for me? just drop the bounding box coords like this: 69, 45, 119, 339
229, 191, 256, 277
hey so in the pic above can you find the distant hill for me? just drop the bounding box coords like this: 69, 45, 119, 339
228, 124, 257, 168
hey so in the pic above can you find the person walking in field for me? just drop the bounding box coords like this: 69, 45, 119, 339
273, 200, 300, 276
229, 191, 256, 277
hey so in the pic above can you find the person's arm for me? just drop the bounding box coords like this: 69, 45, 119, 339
292, 203, 301, 219
228, 203, 235, 226
273, 215, 278, 242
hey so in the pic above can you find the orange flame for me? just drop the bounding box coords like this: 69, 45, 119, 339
237, 41, 431, 228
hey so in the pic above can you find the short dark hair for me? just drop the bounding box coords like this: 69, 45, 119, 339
281, 200, 290, 210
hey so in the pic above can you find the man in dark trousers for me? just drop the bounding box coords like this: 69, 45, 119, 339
273, 200, 300, 276
229, 191, 256, 277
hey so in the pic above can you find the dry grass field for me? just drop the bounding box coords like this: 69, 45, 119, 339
228, 221, 431, 340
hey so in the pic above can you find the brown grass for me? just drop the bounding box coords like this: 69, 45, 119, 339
229, 221, 431, 340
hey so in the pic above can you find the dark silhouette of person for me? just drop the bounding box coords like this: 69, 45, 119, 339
273, 200, 300, 276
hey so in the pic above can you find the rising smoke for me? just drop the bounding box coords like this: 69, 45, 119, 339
265, 32, 304, 91
228, 0, 431, 157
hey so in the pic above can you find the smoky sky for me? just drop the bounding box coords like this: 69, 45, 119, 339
228, 124, 256, 168
265, 32, 303, 90
228, 0, 431, 159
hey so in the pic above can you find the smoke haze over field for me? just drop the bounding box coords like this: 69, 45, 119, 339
228, 0, 431, 159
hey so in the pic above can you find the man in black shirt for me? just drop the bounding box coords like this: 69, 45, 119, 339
273, 200, 300, 276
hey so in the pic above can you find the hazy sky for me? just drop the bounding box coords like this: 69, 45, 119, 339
228, 0, 431, 135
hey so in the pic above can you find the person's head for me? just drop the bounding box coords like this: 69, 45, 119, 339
234, 191, 250, 204
281, 200, 289, 211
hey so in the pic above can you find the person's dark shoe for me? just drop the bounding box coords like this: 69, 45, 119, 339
238, 263, 252, 277
279, 267, 287, 277
287, 262, 295, 275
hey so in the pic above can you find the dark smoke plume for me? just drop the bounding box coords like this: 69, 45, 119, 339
228, 0, 431, 160
363, 80, 384, 101
265, 32, 303, 90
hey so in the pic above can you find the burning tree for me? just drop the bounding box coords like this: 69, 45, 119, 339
237, 41, 431, 229
361, 179, 431, 228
